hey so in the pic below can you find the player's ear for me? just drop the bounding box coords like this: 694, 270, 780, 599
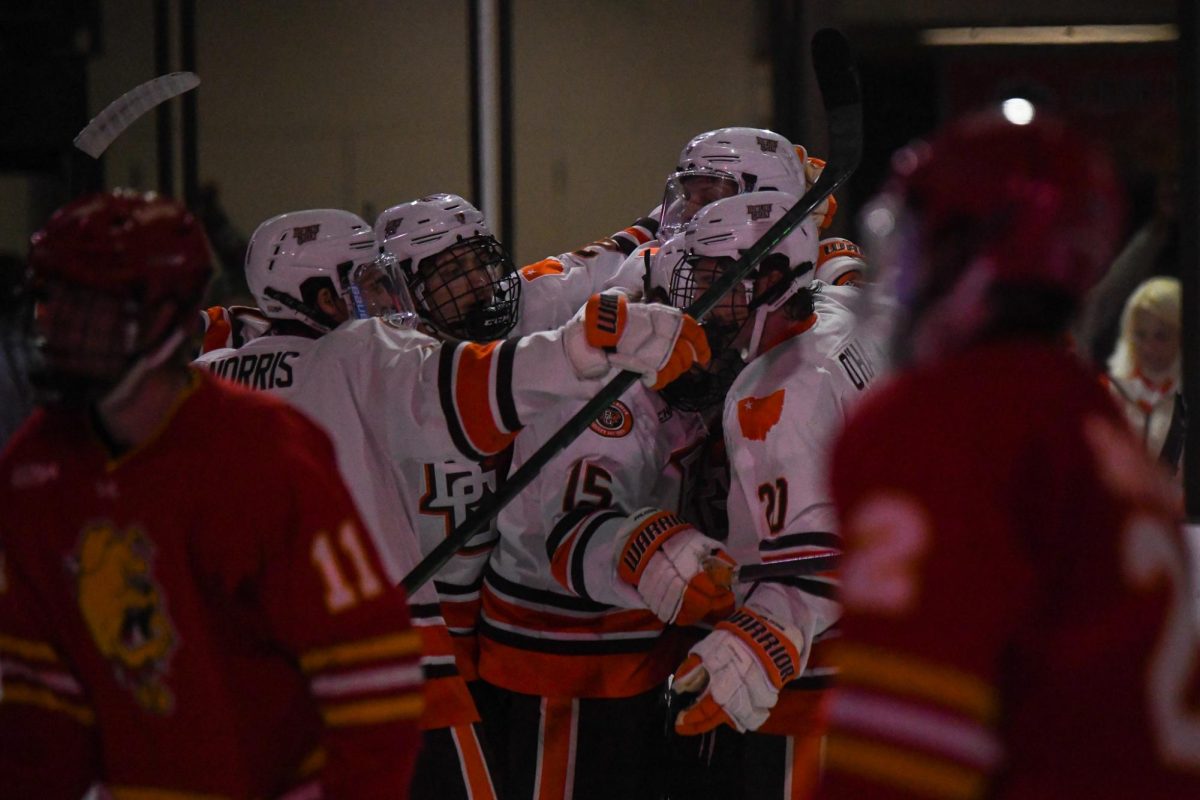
315, 286, 347, 320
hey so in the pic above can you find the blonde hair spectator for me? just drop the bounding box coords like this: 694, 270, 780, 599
1104, 276, 1182, 467
1108, 276, 1181, 381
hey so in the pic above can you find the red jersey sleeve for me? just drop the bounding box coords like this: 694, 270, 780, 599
255, 412, 424, 798
0, 540, 100, 798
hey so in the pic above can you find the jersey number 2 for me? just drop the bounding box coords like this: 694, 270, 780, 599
758, 478, 789, 534
1123, 515, 1200, 770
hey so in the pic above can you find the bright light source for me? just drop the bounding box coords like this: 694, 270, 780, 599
864, 206, 895, 238
1002, 97, 1035, 126
921, 24, 1177, 47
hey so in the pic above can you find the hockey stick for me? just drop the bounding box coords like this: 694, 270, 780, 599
402, 29, 861, 593
705, 552, 840, 588
74, 72, 200, 158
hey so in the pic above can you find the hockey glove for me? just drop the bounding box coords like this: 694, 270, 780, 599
616, 508, 735, 626
564, 292, 710, 390
671, 606, 803, 735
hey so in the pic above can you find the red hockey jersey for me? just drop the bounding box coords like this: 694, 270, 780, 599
0, 371, 422, 799
822, 340, 1200, 799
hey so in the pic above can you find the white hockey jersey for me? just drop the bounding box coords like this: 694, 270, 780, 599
512, 216, 657, 334
721, 281, 879, 734
194, 318, 608, 727
477, 383, 708, 699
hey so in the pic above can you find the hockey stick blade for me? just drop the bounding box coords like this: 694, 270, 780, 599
402, 29, 861, 593
74, 72, 200, 159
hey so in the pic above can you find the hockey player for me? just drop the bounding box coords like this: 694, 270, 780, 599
0, 190, 424, 798
604, 126, 835, 299
537, 189, 877, 799
374, 192, 659, 337
195, 207, 708, 800
470, 256, 737, 796
819, 114, 1200, 798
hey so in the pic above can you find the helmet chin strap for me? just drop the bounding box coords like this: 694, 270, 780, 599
742, 278, 801, 361
97, 326, 188, 414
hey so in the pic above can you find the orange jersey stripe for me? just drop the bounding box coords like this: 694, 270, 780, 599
451, 724, 499, 800
520, 258, 566, 282
453, 341, 516, 455
201, 307, 232, 354
477, 629, 692, 698
785, 731, 826, 800
421, 674, 480, 730
534, 697, 576, 800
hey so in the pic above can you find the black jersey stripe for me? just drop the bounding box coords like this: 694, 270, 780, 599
760, 531, 842, 552
570, 510, 625, 603
545, 507, 594, 560
484, 564, 612, 613
496, 338, 521, 433
477, 618, 660, 655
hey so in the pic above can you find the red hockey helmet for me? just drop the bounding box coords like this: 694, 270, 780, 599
26, 189, 213, 406
889, 111, 1123, 300
865, 112, 1124, 363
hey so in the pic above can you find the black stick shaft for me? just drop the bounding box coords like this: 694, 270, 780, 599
735, 553, 840, 584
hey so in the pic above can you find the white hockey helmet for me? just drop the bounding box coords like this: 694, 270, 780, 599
674, 190, 817, 360
246, 208, 409, 333
375, 194, 520, 340
659, 127, 808, 239
641, 231, 688, 304
815, 237, 866, 286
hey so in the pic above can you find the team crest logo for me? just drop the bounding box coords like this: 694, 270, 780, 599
68, 523, 177, 714
756, 136, 778, 153
293, 224, 321, 245
747, 203, 773, 221
590, 401, 634, 438
384, 217, 404, 238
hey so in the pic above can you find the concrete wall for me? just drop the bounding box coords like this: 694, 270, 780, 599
78, 0, 764, 268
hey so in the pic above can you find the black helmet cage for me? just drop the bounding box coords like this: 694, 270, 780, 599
403, 234, 521, 340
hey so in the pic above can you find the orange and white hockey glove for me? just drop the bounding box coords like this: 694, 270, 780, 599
564, 292, 710, 390
671, 606, 803, 735
615, 508, 735, 626
795, 145, 838, 231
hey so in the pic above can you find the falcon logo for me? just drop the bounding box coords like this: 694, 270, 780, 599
756, 136, 778, 153
747, 203, 773, 222
384, 217, 404, 238
293, 224, 321, 245
590, 400, 634, 438
69, 523, 177, 715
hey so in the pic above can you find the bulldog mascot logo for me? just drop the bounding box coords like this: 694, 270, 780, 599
69, 522, 177, 714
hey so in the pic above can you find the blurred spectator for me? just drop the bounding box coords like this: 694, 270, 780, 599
1103, 276, 1182, 466
0, 251, 31, 448
1074, 174, 1177, 364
